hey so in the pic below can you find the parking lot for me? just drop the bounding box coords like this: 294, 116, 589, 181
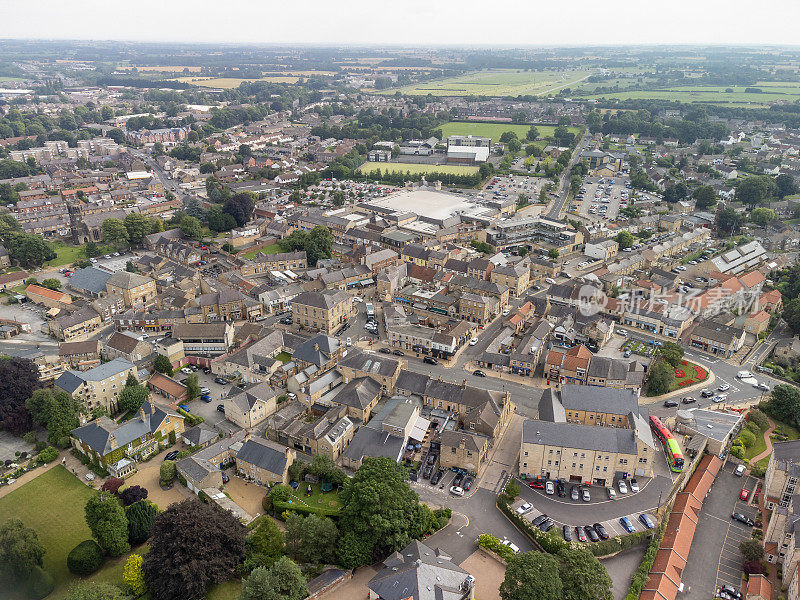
484, 174, 547, 202
681, 462, 759, 599
173, 367, 241, 430
572, 177, 631, 223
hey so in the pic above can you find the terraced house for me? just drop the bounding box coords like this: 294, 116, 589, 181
106, 271, 157, 308
292, 289, 353, 335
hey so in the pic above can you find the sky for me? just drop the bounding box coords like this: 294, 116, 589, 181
2, 0, 800, 46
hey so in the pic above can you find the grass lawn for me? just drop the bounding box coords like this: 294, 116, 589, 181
622, 340, 655, 357
356, 162, 479, 176
45, 242, 86, 268
174, 76, 298, 88
0, 465, 95, 599
274, 482, 342, 517
670, 360, 709, 391
438, 122, 581, 143
744, 431, 768, 462
206, 581, 242, 600
585, 83, 800, 106
241, 243, 281, 260
275, 351, 292, 363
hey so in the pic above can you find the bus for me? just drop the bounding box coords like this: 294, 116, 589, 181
649, 416, 684, 473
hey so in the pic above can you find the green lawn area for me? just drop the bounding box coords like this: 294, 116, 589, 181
0, 466, 95, 599
670, 360, 709, 392
241, 243, 282, 260
206, 581, 242, 600
622, 340, 654, 357
45, 242, 86, 268
438, 121, 581, 143
586, 83, 800, 106
275, 351, 292, 364
356, 162, 479, 176
274, 482, 342, 517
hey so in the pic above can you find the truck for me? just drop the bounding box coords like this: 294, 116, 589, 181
365, 302, 375, 320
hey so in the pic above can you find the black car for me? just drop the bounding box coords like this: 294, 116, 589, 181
539, 519, 554, 532
393, 350, 405, 356
214, 377, 229, 385
531, 514, 549, 528
663, 400, 679, 408
379, 347, 392, 354
422, 464, 433, 479
681, 397, 697, 404
585, 526, 600, 542
463, 476, 474, 491
409, 469, 418, 482
423, 356, 438, 365
593, 523, 609, 540
216, 404, 225, 413
452, 472, 464, 487
279, 317, 293, 325
427, 453, 438, 465
556, 480, 566, 497
731, 512, 755, 526
430, 470, 443, 485
701, 389, 714, 398
221, 472, 229, 484
164, 450, 179, 461
203, 368, 212, 375
562, 525, 572, 542
473, 370, 486, 377
718, 585, 742, 600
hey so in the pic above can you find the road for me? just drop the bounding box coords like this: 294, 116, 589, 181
545, 131, 591, 220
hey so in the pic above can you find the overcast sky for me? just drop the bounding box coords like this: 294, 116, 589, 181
3, 0, 800, 46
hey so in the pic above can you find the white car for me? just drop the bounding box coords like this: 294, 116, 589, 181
718, 383, 730, 391
545, 278, 556, 285
545, 481, 555, 495
714, 394, 728, 403
449, 486, 465, 497
756, 382, 770, 391
618, 480, 628, 494
352, 297, 363, 303
180, 367, 192, 374
346, 337, 352, 347
501, 539, 520, 554
502, 309, 510, 316
515, 502, 533, 515
469, 338, 479, 346
629, 479, 640, 493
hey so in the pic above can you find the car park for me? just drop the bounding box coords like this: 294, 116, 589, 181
516, 502, 533, 515
619, 517, 635, 533
731, 512, 754, 526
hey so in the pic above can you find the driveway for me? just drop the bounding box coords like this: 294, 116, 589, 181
459, 551, 504, 600
681, 462, 759, 599
124, 448, 193, 509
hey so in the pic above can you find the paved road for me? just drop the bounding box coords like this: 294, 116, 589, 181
545, 132, 591, 220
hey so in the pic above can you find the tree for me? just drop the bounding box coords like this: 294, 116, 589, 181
646, 360, 675, 396
0, 518, 45, 578
614, 231, 634, 250
120, 485, 148, 506
663, 182, 688, 204
160, 460, 176, 486
548, 248, 559, 260
25, 387, 79, 446
500, 552, 563, 600
0, 357, 41, 434
101, 477, 125, 495
65, 581, 128, 600
85, 491, 130, 557
763, 385, 800, 428
527, 125, 540, 141
5, 232, 56, 268
223, 193, 255, 227
123, 553, 147, 596
67, 540, 103, 576
558, 547, 613, 600
505, 479, 520, 500
499, 131, 518, 144
507, 138, 522, 153
143, 499, 247, 600
739, 538, 765, 562
126, 500, 158, 545
332, 191, 345, 206
179, 215, 203, 240
776, 173, 797, 199
185, 373, 200, 400
153, 354, 173, 376
245, 517, 284, 569
40, 278, 61, 290
208, 205, 237, 232
185, 198, 207, 221
310, 454, 344, 486
750, 207, 775, 227
239, 558, 308, 600
659, 342, 684, 368
123, 213, 152, 247
285, 513, 338, 564
101, 218, 130, 250
337, 457, 429, 568
85, 241, 102, 258
738, 429, 756, 448
692, 185, 717, 210
118, 382, 149, 414
716, 206, 745, 234
736, 175, 776, 209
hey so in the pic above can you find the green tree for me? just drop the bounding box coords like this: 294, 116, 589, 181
208, 205, 237, 232
738, 429, 756, 448
500, 552, 563, 600
716, 206, 745, 234
750, 207, 775, 227
179, 216, 203, 240
101, 218, 129, 250
153, 354, 173, 375
25, 388, 80, 446
499, 131, 519, 144
527, 125, 540, 140
0, 518, 45, 578
505, 479, 520, 500
548, 248, 559, 260
85, 492, 130, 557
739, 538, 765, 562
507, 138, 522, 153
614, 231, 634, 250
126, 499, 158, 545
692, 185, 717, 210
160, 461, 176, 486
558, 547, 613, 600
40, 278, 61, 290
65, 581, 128, 600
337, 457, 428, 568
185, 198, 207, 221
239, 558, 308, 600
285, 513, 338, 564
245, 517, 284, 569
123, 213, 152, 247
118, 382, 149, 414
736, 175, 776, 209
659, 342, 684, 369
5, 232, 56, 268
332, 191, 345, 206
66, 540, 103, 576
776, 173, 798, 199
763, 384, 800, 428
646, 360, 675, 396
185, 373, 200, 400
123, 553, 147, 596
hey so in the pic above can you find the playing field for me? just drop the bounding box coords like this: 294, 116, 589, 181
438, 122, 581, 143
356, 162, 479, 176
385, 69, 592, 97
175, 76, 299, 88
587, 82, 800, 105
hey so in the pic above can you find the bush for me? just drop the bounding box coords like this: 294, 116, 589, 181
120, 485, 148, 506
748, 409, 770, 430
505, 479, 520, 500
101, 478, 125, 495
33, 441, 46, 452
262, 493, 272, 513
478, 534, 515, 562
731, 445, 745, 459
25, 566, 54, 600
744, 560, 767, 575
67, 540, 104, 576
270, 484, 291, 503
22, 432, 36, 444
160, 460, 176, 486
746, 421, 761, 434
37, 447, 58, 464
738, 430, 757, 449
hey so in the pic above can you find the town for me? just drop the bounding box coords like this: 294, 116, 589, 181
1, 38, 800, 600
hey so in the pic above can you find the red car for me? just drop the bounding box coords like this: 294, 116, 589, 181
739, 488, 750, 501
529, 478, 546, 490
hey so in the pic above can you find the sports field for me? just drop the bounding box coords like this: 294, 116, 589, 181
587, 82, 800, 105
438, 122, 581, 143
175, 76, 299, 88
356, 162, 479, 176
385, 69, 591, 97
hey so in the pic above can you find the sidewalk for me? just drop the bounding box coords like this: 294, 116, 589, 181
750, 419, 776, 465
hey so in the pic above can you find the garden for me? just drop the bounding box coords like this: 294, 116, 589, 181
271, 481, 342, 517
622, 340, 655, 357
731, 407, 800, 469
670, 359, 709, 390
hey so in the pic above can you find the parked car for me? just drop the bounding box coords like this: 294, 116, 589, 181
545, 481, 555, 495
718, 584, 743, 600
618, 480, 628, 494
529, 478, 546, 490
737, 370, 753, 379
739, 488, 750, 501
681, 397, 696, 404
639, 513, 655, 529
570, 486, 580, 501
409, 469, 418, 482
663, 400, 678, 408
531, 514, 549, 528
423, 356, 438, 365
216, 404, 225, 413
178, 404, 190, 412
379, 347, 392, 354
501, 539, 519, 554
221, 472, 229, 484
574, 526, 587, 542
472, 370, 486, 377
453, 473, 465, 488
164, 451, 179, 461
585, 526, 599, 542
430, 470, 443, 485
734, 464, 746, 477
562, 525, 572, 542
463, 476, 474, 491
630, 478, 640, 493
516, 502, 533, 515
200, 395, 212, 403
180, 367, 192, 374
214, 377, 229, 385
449, 486, 464, 497
756, 382, 770, 391
469, 338, 479, 346
582, 488, 591, 502
606, 487, 616, 500
422, 464, 433, 479
539, 519, 554, 532
556, 480, 566, 497
718, 383, 730, 391
593, 523, 609, 540
393, 350, 405, 356
619, 517, 635, 533
731, 512, 754, 526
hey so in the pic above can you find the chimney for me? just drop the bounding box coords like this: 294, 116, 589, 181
108, 433, 117, 450
314, 343, 320, 351
139, 406, 147, 422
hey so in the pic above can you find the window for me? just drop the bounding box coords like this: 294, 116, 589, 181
579, 464, 584, 469
524, 451, 528, 457
572, 463, 576, 468
523, 462, 527, 468
549, 449, 554, 454
548, 460, 552, 466
451, 447, 456, 453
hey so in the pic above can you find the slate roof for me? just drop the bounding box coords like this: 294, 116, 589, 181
68, 267, 113, 294
105, 331, 145, 355
342, 427, 405, 464
338, 349, 402, 378
227, 383, 277, 412
558, 383, 640, 416
330, 377, 381, 411
293, 289, 350, 309
55, 307, 100, 330
236, 437, 289, 476
293, 334, 340, 367
522, 418, 639, 454
56, 358, 134, 394
182, 424, 219, 447
107, 271, 153, 290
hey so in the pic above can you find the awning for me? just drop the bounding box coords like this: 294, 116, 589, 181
409, 416, 431, 443
360, 278, 374, 285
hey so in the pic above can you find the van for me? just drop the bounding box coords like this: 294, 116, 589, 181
737, 371, 752, 379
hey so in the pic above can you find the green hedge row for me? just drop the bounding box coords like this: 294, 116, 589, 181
624, 517, 667, 600
478, 534, 515, 562
273, 500, 341, 518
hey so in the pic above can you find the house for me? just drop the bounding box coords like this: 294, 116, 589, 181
490, 262, 530, 298
103, 331, 153, 362
0, 270, 28, 291
367, 540, 475, 600
59, 340, 102, 367
744, 310, 770, 336
545, 344, 593, 385
326, 376, 383, 423
178, 430, 246, 493
689, 319, 746, 358
292, 290, 353, 335
67, 267, 113, 298
171, 322, 235, 355
106, 271, 157, 308
235, 436, 295, 485
341, 426, 405, 470
265, 401, 356, 461
71, 400, 185, 474
55, 358, 137, 414
224, 383, 279, 429
436, 430, 489, 474
147, 373, 188, 404
50, 307, 102, 341
182, 423, 219, 449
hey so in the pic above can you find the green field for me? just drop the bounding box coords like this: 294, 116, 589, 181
384, 68, 592, 97
438, 122, 581, 143
273, 482, 342, 517
44, 242, 87, 268
241, 243, 281, 259
587, 82, 800, 106
356, 162, 479, 176
0, 466, 96, 599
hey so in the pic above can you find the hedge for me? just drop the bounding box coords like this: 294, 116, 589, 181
272, 500, 341, 518
478, 534, 515, 562
624, 516, 668, 600
67, 539, 104, 576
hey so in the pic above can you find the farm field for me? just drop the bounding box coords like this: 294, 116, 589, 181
587, 82, 800, 105
356, 161, 479, 176
384, 68, 592, 97
175, 76, 299, 88
438, 122, 581, 143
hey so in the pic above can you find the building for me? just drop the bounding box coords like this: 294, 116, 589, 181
71, 400, 184, 474
105, 272, 157, 308
55, 358, 137, 414
437, 430, 490, 474
171, 322, 235, 355
704, 240, 768, 276
147, 373, 188, 404
265, 401, 356, 461
490, 262, 530, 298
224, 383, 278, 429
673, 408, 744, 456
103, 331, 153, 363
235, 437, 295, 485
584, 239, 619, 261
25, 284, 71, 308
292, 290, 353, 335
367, 540, 475, 600
689, 319, 746, 358
49, 307, 102, 341
446, 135, 491, 164
545, 344, 593, 386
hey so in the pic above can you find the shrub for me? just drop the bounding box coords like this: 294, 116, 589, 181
746, 421, 761, 434
478, 534, 515, 562
270, 484, 291, 503
738, 429, 757, 448
22, 432, 36, 444
160, 460, 176, 485
505, 479, 520, 500
262, 493, 272, 513
168, 430, 176, 445
101, 477, 125, 495
748, 409, 770, 430
37, 447, 58, 464
33, 441, 46, 452
67, 540, 104, 576
120, 485, 148, 506
744, 560, 767, 575
25, 566, 54, 600
731, 446, 745, 459
123, 553, 147, 596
